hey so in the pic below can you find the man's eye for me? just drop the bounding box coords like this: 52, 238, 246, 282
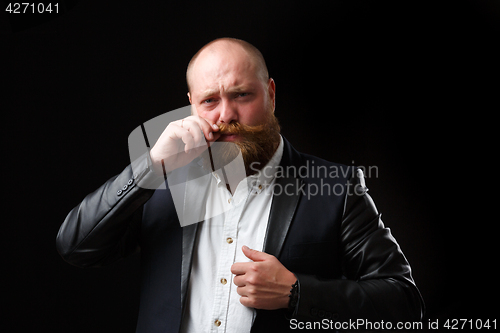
237, 93, 249, 98
203, 99, 214, 104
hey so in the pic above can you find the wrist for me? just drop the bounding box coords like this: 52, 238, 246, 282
149, 148, 167, 177
287, 277, 300, 314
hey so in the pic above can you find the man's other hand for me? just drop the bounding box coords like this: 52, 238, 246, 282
231, 246, 297, 310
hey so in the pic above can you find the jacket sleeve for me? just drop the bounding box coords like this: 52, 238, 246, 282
56, 153, 164, 268
293, 168, 425, 324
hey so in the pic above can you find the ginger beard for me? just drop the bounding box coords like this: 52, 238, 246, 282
202, 105, 281, 176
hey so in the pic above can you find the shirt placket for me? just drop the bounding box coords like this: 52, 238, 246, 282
210, 187, 248, 332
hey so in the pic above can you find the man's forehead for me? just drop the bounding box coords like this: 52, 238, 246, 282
194, 46, 254, 74
190, 52, 259, 94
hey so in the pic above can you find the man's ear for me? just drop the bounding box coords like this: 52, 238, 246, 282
267, 78, 276, 111
188, 92, 197, 116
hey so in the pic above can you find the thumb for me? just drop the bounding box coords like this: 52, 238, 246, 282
242, 245, 269, 262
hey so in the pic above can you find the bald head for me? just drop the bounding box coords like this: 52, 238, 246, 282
186, 38, 269, 93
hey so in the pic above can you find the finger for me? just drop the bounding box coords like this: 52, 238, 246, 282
180, 129, 196, 154
239, 296, 253, 308
181, 119, 205, 150
237, 285, 259, 297
190, 116, 222, 143
236, 286, 247, 297
164, 124, 196, 155
199, 117, 220, 134
242, 245, 270, 262
233, 275, 246, 287
185, 116, 218, 142
210, 131, 222, 144
231, 262, 249, 276
168, 124, 192, 146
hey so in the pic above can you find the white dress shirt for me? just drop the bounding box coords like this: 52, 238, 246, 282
180, 136, 284, 333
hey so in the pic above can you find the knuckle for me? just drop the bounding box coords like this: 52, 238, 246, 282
247, 275, 258, 286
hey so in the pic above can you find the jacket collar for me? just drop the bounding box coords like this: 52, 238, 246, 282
262, 136, 304, 257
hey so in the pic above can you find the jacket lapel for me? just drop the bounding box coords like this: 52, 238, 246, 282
181, 223, 198, 313
263, 137, 303, 258
178, 162, 204, 314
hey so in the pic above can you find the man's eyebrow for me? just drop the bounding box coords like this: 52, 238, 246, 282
227, 85, 253, 94
199, 85, 254, 99
200, 89, 219, 99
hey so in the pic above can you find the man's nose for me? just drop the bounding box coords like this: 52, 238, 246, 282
217, 99, 238, 125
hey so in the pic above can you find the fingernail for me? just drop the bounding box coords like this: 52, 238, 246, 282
212, 124, 219, 130
208, 132, 214, 140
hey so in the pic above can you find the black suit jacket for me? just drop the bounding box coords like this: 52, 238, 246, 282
56, 137, 424, 332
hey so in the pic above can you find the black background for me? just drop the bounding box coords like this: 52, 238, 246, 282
2, 0, 499, 331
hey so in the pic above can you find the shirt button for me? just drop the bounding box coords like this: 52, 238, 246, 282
214, 319, 221, 327
228, 198, 232, 204
258, 184, 262, 190
226, 237, 233, 244
220, 278, 227, 285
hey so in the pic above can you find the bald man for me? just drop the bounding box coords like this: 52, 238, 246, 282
57, 38, 424, 333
